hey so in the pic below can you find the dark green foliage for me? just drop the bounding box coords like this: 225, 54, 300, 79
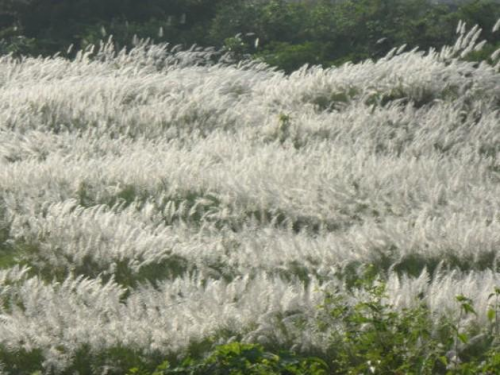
318, 269, 500, 374
320, 270, 446, 374
0, 0, 228, 56
0, 221, 17, 270
0, 267, 499, 373
0, 347, 44, 375
257, 41, 330, 74
0, 344, 165, 375
129, 274, 500, 375
127, 342, 328, 375
0, 0, 499, 70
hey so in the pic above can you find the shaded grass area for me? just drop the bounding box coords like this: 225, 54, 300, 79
129, 273, 500, 375
76, 183, 367, 235
7, 223, 500, 290
0, 225, 18, 270
1, 270, 494, 375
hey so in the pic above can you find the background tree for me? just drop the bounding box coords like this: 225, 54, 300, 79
0, 0, 498, 70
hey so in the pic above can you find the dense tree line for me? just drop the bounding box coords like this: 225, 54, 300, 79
0, 0, 499, 71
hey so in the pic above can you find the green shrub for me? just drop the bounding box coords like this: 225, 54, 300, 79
1, 0, 499, 70
320, 269, 446, 374
257, 42, 332, 74
129, 271, 500, 375
318, 269, 500, 374
128, 342, 327, 375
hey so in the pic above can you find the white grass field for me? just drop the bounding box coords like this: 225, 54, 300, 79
0, 23, 499, 373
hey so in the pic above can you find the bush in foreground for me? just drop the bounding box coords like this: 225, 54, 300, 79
129, 272, 500, 375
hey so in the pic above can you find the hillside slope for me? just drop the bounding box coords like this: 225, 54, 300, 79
0, 24, 499, 373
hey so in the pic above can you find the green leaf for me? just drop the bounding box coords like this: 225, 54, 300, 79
439, 356, 448, 366
487, 308, 496, 322
462, 303, 476, 315
458, 333, 469, 344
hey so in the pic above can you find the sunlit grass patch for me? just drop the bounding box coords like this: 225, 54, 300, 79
0, 19, 499, 374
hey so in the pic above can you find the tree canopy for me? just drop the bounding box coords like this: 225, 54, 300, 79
0, 0, 499, 71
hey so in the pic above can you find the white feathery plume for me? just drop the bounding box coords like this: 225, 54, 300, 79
492, 18, 500, 33
491, 48, 500, 61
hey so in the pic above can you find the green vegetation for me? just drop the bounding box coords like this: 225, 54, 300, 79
1, 0, 499, 71
127, 343, 328, 375
128, 270, 500, 374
